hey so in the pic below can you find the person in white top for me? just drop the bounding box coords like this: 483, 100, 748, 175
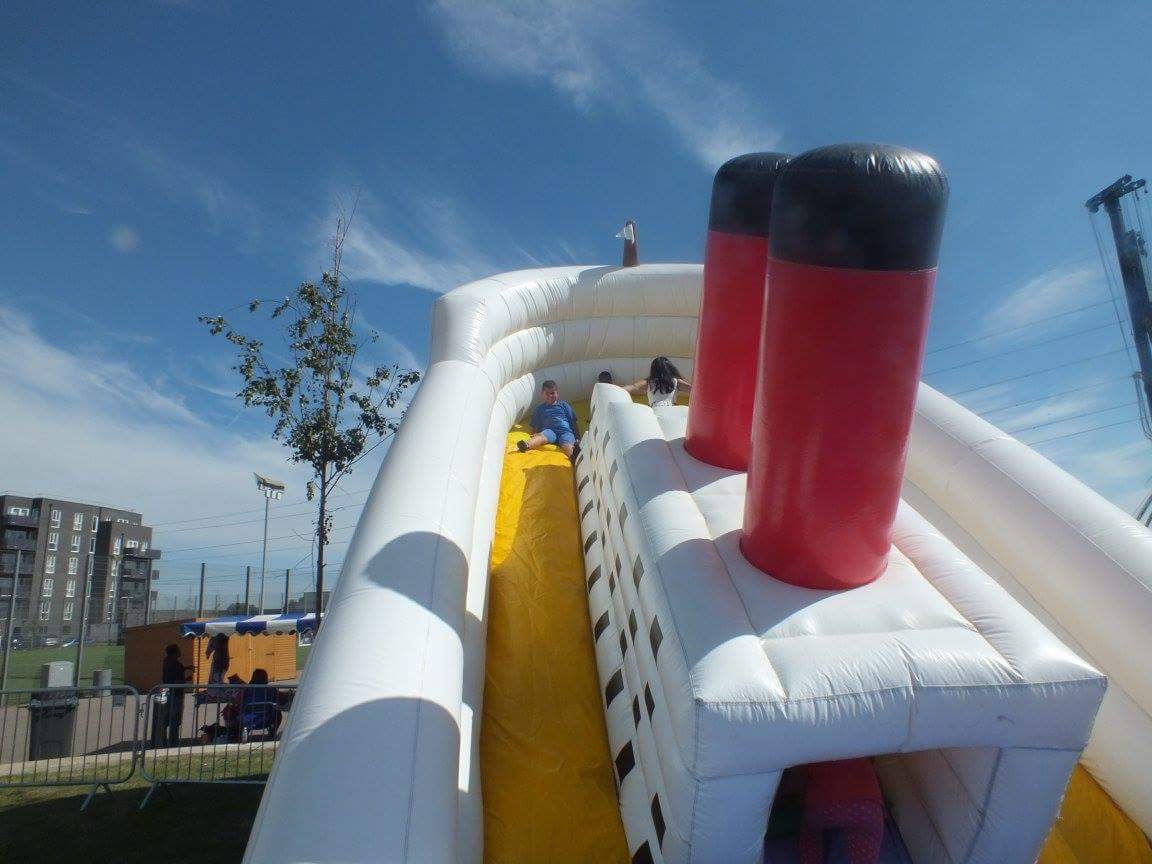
623, 356, 692, 407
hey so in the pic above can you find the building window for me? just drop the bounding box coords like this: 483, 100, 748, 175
41, 578, 53, 596
113, 536, 122, 555
38, 601, 50, 622
47, 532, 58, 551
141, 541, 149, 553
6, 506, 30, 517
70, 535, 80, 553
72, 513, 84, 530
44, 554, 56, 574
126, 539, 139, 550
65, 579, 76, 598
68, 556, 78, 575
50, 509, 61, 527
63, 601, 74, 621
110, 561, 119, 581
89, 538, 96, 554
90, 515, 98, 532
116, 518, 129, 524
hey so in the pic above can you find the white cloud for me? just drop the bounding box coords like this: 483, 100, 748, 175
984, 263, 1105, 333
429, 0, 779, 168
110, 225, 140, 253
989, 390, 1104, 435
328, 193, 502, 293
0, 305, 368, 598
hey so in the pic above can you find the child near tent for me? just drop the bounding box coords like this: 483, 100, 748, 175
518, 380, 580, 458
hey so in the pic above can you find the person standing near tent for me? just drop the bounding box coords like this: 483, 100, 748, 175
160, 643, 193, 747
206, 633, 230, 685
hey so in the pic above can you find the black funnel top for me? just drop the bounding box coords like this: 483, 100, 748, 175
708, 152, 792, 237
769, 144, 948, 271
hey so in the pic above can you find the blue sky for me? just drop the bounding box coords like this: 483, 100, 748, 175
3, 1, 1152, 605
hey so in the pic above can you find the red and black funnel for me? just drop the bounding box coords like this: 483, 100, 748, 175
741, 143, 948, 589
684, 152, 790, 470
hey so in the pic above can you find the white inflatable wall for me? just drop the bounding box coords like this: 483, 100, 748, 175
243, 265, 1148, 864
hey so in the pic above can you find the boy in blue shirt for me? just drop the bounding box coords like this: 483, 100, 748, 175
518, 379, 579, 458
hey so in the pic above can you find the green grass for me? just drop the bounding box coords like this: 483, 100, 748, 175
2, 645, 125, 691
0, 756, 265, 863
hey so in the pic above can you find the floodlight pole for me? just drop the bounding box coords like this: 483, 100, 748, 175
254, 474, 286, 616
260, 496, 270, 614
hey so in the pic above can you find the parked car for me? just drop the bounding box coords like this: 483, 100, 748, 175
42, 636, 60, 647
61, 639, 77, 648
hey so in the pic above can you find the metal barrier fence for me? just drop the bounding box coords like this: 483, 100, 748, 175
0, 685, 141, 809
139, 682, 296, 807
0, 682, 296, 809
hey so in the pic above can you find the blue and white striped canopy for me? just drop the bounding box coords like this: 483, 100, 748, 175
180, 612, 318, 637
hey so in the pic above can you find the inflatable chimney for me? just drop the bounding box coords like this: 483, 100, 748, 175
685, 152, 790, 470
741, 144, 949, 589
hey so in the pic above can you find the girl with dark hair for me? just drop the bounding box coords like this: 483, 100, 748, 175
624, 357, 692, 407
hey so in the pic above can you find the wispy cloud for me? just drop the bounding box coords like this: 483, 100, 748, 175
2, 72, 265, 248
429, 0, 779, 168
0, 304, 353, 590
983, 263, 1105, 334
328, 192, 503, 293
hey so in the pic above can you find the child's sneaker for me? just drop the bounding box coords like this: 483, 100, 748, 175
516, 440, 528, 453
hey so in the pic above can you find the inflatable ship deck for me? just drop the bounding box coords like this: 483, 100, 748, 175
240, 147, 1152, 864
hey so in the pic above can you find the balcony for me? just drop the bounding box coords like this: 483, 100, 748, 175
2, 538, 37, 553
124, 547, 161, 560
2, 514, 37, 530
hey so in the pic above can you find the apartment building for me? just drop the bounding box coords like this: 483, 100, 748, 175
0, 493, 162, 643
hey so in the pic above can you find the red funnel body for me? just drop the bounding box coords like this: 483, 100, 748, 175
685, 230, 770, 468
740, 260, 935, 588
685, 152, 790, 469
740, 143, 948, 590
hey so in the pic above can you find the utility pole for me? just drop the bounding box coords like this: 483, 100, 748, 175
244, 565, 252, 615
283, 568, 290, 614
75, 558, 92, 685
197, 563, 206, 618
1087, 175, 1152, 525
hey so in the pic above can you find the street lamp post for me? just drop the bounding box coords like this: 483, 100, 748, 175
254, 474, 286, 615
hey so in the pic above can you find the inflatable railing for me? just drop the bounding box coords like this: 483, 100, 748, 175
241, 262, 1152, 863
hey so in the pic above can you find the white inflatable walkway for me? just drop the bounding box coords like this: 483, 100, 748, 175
241, 265, 1152, 864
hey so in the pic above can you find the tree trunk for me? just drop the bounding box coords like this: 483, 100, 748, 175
315, 464, 328, 630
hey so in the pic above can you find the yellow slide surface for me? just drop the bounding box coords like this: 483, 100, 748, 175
1040, 765, 1152, 864
481, 419, 629, 864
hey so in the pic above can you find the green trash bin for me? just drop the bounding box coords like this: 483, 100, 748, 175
28, 690, 78, 760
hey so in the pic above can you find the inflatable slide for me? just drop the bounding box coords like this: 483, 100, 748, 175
242, 145, 1152, 864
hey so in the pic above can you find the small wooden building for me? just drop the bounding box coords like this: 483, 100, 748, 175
123, 618, 298, 694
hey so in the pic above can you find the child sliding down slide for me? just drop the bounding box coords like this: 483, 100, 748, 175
518, 380, 580, 458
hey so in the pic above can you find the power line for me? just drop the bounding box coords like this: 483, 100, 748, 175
162, 538, 353, 564
164, 523, 355, 555
1026, 417, 1140, 447
924, 321, 1123, 377
1003, 401, 1137, 435
150, 484, 373, 528
945, 347, 1129, 398
926, 299, 1113, 355
976, 375, 1129, 416
155, 498, 367, 535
